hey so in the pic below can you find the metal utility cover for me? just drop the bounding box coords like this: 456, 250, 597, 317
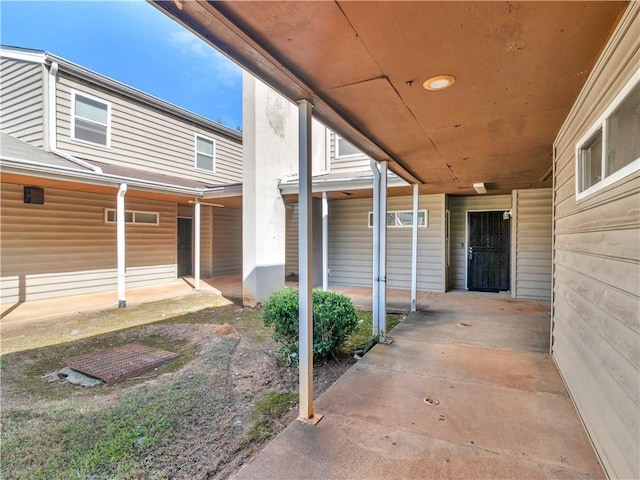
63, 343, 180, 385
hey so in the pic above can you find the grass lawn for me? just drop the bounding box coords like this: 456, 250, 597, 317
0, 295, 403, 479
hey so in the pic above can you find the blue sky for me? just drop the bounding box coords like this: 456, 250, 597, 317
0, 1, 243, 129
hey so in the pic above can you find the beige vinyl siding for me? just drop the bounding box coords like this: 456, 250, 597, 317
0, 58, 44, 148
449, 195, 512, 290
285, 205, 299, 275
552, 4, 639, 479
512, 189, 552, 300
212, 207, 242, 275
329, 132, 371, 173
55, 72, 242, 185
0, 183, 177, 303
328, 195, 445, 291
200, 205, 213, 277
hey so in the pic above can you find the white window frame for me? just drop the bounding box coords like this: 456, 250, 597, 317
335, 135, 365, 159
575, 70, 640, 201
104, 208, 159, 225
368, 210, 428, 228
194, 134, 216, 173
71, 90, 112, 148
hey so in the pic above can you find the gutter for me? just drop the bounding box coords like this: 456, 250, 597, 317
278, 173, 408, 195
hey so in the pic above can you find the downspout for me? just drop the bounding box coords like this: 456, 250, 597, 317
411, 183, 419, 311
322, 191, 328, 291
47, 60, 102, 173
370, 160, 380, 337
117, 183, 127, 308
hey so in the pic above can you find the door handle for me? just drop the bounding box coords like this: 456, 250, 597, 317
468, 246, 473, 260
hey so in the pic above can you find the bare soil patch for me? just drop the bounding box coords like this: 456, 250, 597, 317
0, 297, 361, 479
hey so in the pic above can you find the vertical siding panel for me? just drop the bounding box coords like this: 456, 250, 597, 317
0, 58, 44, 147
212, 208, 242, 275
449, 195, 512, 290
552, 4, 640, 479
514, 189, 552, 300
1, 183, 177, 302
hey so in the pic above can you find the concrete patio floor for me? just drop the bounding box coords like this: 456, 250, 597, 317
233, 293, 603, 480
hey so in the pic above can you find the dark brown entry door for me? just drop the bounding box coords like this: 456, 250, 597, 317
467, 211, 510, 292
177, 218, 193, 277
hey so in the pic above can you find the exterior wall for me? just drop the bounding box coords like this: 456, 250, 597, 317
551, 4, 639, 479
0, 183, 177, 303
54, 71, 243, 185
213, 207, 242, 275
512, 189, 552, 300
328, 132, 371, 173
285, 204, 299, 275
328, 194, 445, 292
242, 72, 297, 305
449, 195, 512, 290
0, 58, 45, 148
200, 205, 213, 277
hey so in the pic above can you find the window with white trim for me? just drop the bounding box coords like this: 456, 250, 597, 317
576, 73, 639, 200
368, 210, 428, 228
336, 135, 363, 158
72, 92, 111, 147
195, 135, 216, 172
105, 209, 159, 225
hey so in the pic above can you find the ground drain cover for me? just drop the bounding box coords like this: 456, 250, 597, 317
63, 343, 180, 385
423, 397, 440, 406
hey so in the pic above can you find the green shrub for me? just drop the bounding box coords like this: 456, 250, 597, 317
262, 288, 358, 363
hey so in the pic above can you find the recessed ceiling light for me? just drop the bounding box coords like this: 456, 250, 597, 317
423, 75, 456, 91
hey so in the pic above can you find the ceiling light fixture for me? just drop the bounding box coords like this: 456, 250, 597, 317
473, 182, 487, 194
423, 74, 456, 91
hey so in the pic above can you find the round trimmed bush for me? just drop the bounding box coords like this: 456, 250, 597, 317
262, 288, 358, 362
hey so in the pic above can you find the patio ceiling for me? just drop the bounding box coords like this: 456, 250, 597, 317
151, 1, 627, 195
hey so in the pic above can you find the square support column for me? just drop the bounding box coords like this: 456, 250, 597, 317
297, 99, 318, 422
194, 199, 201, 291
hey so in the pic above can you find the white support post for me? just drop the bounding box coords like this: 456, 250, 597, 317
116, 183, 127, 308
194, 199, 201, 291
297, 99, 316, 422
370, 160, 381, 336
378, 161, 388, 342
322, 191, 329, 291
411, 184, 419, 311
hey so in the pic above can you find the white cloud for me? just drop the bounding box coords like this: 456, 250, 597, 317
169, 29, 241, 85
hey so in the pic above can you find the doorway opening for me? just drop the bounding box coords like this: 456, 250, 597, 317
467, 211, 510, 292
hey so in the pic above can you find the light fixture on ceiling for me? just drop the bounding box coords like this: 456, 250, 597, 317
473, 182, 487, 194
423, 74, 456, 91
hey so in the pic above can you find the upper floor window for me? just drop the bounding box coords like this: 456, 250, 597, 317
336, 135, 363, 158
576, 73, 639, 200
72, 91, 111, 147
195, 135, 216, 172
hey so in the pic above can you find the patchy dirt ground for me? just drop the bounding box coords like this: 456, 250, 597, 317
0, 296, 357, 479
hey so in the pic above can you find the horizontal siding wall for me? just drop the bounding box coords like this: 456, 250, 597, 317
329, 132, 371, 173
551, 4, 639, 479
1, 183, 176, 303
449, 195, 512, 290
513, 189, 552, 300
55, 72, 242, 185
212, 207, 242, 275
328, 194, 445, 292
0, 58, 44, 147
285, 205, 299, 275
200, 206, 213, 277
